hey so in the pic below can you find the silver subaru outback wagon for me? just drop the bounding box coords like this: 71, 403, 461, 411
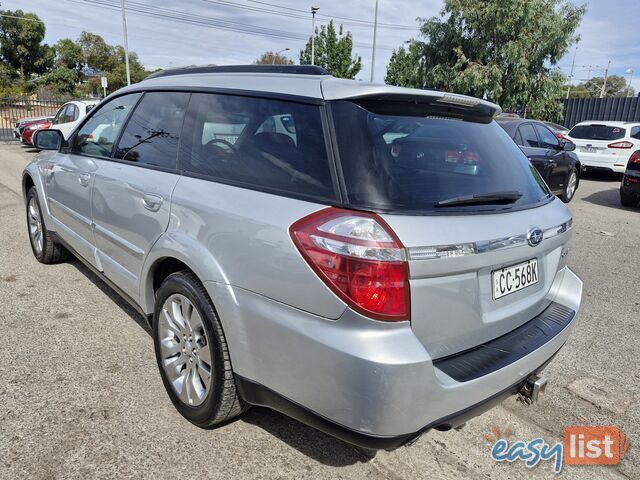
23, 65, 582, 449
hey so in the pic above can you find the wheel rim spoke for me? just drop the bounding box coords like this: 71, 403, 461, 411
28, 198, 43, 254
159, 293, 212, 407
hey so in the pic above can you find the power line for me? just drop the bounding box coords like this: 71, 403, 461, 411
0, 13, 44, 23
243, 0, 417, 30
69, 0, 397, 50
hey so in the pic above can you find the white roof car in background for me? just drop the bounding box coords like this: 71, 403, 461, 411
50, 100, 100, 140
566, 121, 640, 173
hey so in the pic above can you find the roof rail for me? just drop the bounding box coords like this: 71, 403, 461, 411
146, 64, 331, 80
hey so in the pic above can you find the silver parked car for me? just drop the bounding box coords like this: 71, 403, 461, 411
23, 65, 582, 449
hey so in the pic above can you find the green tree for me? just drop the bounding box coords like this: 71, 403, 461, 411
582, 75, 633, 98
54, 38, 83, 72
39, 67, 78, 96
0, 9, 53, 78
107, 47, 149, 91
386, 0, 586, 121
385, 41, 422, 87
300, 20, 361, 79
255, 51, 294, 65
77, 31, 117, 72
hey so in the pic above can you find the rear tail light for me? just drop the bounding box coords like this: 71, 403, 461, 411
608, 141, 634, 149
290, 208, 410, 321
628, 151, 640, 165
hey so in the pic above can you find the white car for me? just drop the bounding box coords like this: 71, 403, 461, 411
50, 100, 100, 140
566, 121, 640, 173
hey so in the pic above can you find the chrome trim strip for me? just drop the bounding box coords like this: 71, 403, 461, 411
407, 219, 572, 260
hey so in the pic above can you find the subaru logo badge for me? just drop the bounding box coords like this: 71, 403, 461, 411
527, 227, 544, 247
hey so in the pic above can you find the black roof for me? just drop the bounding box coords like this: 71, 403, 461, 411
146, 64, 331, 80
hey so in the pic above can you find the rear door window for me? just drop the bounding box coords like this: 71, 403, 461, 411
569, 124, 626, 140
180, 93, 336, 202
114, 92, 190, 169
519, 124, 540, 148
534, 124, 559, 149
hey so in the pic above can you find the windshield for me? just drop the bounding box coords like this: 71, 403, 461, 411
330, 100, 551, 214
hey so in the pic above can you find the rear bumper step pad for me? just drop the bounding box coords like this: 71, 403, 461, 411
433, 302, 575, 382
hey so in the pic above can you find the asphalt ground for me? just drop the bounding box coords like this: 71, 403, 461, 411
0, 143, 638, 479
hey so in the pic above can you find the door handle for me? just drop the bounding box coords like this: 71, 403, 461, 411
142, 193, 163, 212
78, 173, 90, 187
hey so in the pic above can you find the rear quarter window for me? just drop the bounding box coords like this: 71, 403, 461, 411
179, 93, 336, 202
569, 124, 626, 140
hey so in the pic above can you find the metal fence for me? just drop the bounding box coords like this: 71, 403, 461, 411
562, 97, 640, 129
0, 97, 67, 142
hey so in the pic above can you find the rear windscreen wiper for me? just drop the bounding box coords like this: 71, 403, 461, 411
434, 190, 523, 208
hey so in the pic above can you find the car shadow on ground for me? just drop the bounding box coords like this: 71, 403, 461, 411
581, 170, 623, 182
66, 257, 374, 465
581, 186, 639, 211
68, 258, 151, 335
240, 407, 375, 465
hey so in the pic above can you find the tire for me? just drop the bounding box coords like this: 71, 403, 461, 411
620, 190, 638, 208
153, 270, 247, 427
26, 187, 70, 264
560, 167, 578, 203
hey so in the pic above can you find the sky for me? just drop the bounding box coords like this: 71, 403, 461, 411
8, 0, 640, 93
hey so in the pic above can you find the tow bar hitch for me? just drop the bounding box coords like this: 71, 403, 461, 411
517, 375, 547, 405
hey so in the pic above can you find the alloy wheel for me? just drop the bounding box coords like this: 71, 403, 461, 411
27, 197, 43, 256
566, 171, 577, 200
158, 294, 212, 406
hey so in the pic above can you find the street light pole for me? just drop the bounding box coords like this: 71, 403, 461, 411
370, 0, 379, 83
121, 0, 131, 85
272, 48, 290, 64
310, 6, 319, 66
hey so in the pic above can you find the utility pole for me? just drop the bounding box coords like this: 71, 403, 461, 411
599, 60, 611, 98
310, 6, 319, 66
121, 0, 131, 86
370, 0, 379, 83
566, 45, 578, 99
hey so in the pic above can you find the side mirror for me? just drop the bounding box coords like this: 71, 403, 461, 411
563, 141, 576, 152
34, 129, 63, 151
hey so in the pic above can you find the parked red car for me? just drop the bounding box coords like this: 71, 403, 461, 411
21, 118, 53, 145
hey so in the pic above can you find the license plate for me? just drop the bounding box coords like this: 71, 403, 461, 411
581, 146, 599, 153
492, 259, 538, 299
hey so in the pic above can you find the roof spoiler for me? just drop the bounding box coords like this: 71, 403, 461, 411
321, 81, 501, 123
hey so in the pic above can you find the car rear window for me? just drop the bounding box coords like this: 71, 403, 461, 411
569, 124, 625, 140
331, 100, 551, 214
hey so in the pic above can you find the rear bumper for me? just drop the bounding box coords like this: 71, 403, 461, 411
576, 152, 627, 173
621, 172, 640, 196
205, 267, 582, 442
